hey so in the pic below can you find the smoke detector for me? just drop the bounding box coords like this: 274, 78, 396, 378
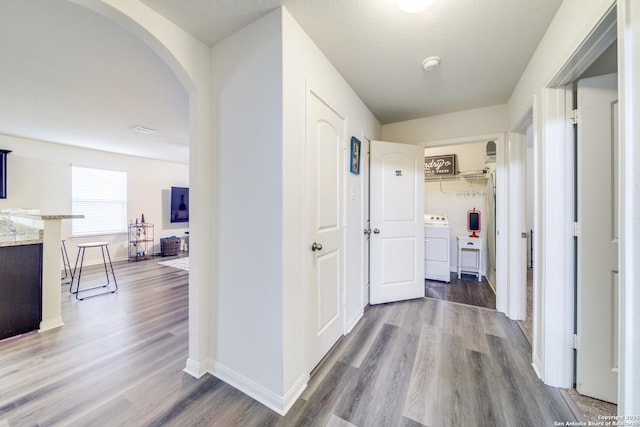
422, 56, 441, 71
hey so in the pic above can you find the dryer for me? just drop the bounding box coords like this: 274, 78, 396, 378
424, 214, 451, 282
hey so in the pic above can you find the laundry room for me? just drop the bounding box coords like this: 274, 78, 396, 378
424, 141, 496, 286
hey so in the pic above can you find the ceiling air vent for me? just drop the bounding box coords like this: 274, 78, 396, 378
133, 125, 156, 135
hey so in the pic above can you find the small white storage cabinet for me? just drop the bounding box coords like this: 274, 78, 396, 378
456, 236, 483, 281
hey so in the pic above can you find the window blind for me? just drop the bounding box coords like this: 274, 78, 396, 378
72, 166, 127, 236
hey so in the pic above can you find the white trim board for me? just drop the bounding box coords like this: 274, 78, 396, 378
211, 361, 307, 416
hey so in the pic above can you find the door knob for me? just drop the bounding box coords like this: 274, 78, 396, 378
311, 242, 323, 252
363, 228, 371, 236
373, 228, 380, 234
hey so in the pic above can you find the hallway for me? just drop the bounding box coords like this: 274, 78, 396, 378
0, 258, 579, 426
298, 297, 578, 426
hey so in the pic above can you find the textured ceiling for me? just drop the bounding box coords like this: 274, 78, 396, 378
283, 0, 562, 123
142, 0, 563, 124
0, 0, 563, 162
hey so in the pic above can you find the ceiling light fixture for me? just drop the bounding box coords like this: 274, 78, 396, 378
396, 0, 435, 13
422, 56, 441, 71
133, 125, 156, 135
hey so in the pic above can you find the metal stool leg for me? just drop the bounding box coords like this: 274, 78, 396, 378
69, 246, 84, 294
100, 246, 111, 287
61, 240, 73, 284
104, 245, 118, 292
71, 242, 118, 300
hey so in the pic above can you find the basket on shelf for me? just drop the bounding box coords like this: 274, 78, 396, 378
160, 236, 181, 256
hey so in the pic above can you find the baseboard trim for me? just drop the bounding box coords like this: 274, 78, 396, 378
282, 372, 308, 415
532, 356, 543, 380
345, 311, 364, 334
487, 277, 496, 293
39, 318, 64, 332
183, 357, 308, 416
183, 357, 211, 379
211, 361, 306, 416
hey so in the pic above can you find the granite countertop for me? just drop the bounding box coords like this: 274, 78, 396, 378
0, 211, 81, 247
5, 212, 84, 221
0, 233, 43, 247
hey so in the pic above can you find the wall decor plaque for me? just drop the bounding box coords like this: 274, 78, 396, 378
424, 154, 456, 178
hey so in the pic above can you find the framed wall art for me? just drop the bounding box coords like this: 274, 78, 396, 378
350, 136, 361, 175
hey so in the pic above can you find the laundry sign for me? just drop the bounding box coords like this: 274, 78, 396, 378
424, 154, 457, 178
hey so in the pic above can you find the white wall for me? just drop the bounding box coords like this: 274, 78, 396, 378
381, 104, 508, 144
211, 8, 284, 407
424, 143, 493, 277
0, 133, 189, 265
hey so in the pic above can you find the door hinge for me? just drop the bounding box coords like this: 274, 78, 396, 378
572, 333, 578, 350
573, 222, 580, 237
569, 109, 580, 125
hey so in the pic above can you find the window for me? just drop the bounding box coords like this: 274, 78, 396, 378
72, 166, 127, 236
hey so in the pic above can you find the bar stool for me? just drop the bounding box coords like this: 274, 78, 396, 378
61, 240, 73, 284
69, 242, 118, 300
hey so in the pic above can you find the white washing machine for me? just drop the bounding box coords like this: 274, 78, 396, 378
424, 214, 451, 282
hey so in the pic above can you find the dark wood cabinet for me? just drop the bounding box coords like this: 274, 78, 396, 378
0, 243, 43, 341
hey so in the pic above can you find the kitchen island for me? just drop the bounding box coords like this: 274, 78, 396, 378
0, 243, 43, 340
1, 211, 83, 338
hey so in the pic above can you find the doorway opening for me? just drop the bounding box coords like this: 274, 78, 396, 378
504, 109, 535, 342
423, 141, 497, 310
420, 133, 506, 311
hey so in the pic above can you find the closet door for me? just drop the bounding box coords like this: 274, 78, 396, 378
575, 73, 618, 404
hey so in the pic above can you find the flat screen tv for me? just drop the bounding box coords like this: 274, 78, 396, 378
170, 186, 189, 223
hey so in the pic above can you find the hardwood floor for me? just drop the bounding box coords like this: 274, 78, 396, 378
425, 273, 496, 310
0, 256, 578, 426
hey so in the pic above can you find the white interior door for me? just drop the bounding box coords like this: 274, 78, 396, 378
308, 93, 344, 368
576, 73, 618, 404
369, 140, 424, 304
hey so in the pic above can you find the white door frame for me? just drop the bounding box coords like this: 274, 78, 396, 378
527, 4, 640, 412
617, 0, 640, 415
421, 133, 509, 314
507, 123, 529, 322
511, 105, 546, 377
534, 84, 576, 387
